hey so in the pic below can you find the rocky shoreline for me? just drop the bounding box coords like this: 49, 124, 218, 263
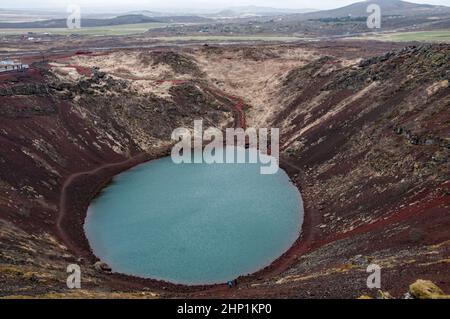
1, 42, 448, 298
57, 145, 313, 294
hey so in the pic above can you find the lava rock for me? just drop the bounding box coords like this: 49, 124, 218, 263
94, 261, 112, 273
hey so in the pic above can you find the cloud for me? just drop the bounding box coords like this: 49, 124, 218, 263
1, 0, 449, 11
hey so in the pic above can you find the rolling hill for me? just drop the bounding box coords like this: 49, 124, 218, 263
0, 14, 160, 29
0, 13, 212, 29
287, 0, 450, 21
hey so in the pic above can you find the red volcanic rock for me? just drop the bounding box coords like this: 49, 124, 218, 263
0, 44, 449, 299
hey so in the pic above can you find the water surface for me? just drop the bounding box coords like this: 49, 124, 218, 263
85, 148, 303, 285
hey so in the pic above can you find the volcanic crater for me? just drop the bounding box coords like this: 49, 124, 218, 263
0, 41, 449, 298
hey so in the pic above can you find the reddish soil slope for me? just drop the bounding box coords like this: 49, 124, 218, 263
0, 43, 448, 299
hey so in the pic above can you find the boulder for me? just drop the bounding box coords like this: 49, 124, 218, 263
409, 280, 449, 299
94, 261, 112, 273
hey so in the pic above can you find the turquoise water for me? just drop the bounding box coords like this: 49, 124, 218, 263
84, 148, 303, 285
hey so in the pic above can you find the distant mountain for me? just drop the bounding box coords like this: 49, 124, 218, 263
0, 14, 161, 28
126, 10, 168, 17
152, 16, 214, 23
210, 6, 316, 18
226, 6, 316, 14
0, 8, 66, 23
0, 14, 212, 29
286, 0, 450, 21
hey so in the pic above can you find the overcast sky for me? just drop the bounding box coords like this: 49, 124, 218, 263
1, 0, 450, 11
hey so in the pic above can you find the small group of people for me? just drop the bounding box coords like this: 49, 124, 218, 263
227, 279, 238, 288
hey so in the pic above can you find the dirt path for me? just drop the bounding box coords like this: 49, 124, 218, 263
153, 79, 247, 129
55, 79, 247, 255
56, 153, 148, 256
54, 75, 251, 294
267, 157, 450, 278
249, 157, 321, 277
202, 85, 246, 130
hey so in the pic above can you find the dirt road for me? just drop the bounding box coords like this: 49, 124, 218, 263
56, 153, 149, 257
